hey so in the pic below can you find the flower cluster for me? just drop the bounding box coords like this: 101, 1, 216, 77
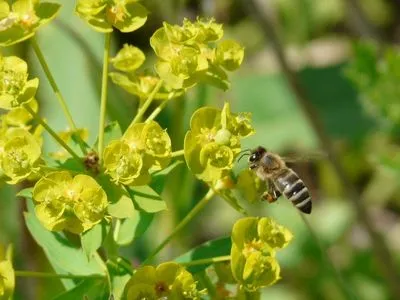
0, 127, 42, 184
0, 244, 14, 300
184, 102, 254, 186
75, 0, 147, 33
0, 55, 39, 110
124, 262, 205, 299
231, 217, 293, 291
150, 18, 244, 90
103, 121, 172, 186
32, 171, 108, 234
109, 44, 173, 101
0, 0, 60, 46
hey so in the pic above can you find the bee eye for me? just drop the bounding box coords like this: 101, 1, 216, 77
249, 154, 257, 162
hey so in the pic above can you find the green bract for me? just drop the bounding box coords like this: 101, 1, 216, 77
184, 102, 254, 185
0, 244, 14, 300
32, 171, 108, 234
231, 217, 293, 291
110, 43, 145, 73
0, 56, 38, 110
103, 121, 171, 185
124, 262, 205, 299
150, 18, 244, 90
2, 98, 38, 128
237, 169, 267, 204
0, 128, 41, 184
75, 0, 148, 33
0, 0, 61, 46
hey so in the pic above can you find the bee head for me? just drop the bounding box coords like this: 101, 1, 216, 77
248, 146, 267, 169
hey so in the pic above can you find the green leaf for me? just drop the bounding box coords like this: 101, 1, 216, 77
150, 160, 183, 194
104, 121, 122, 146
81, 221, 110, 261
129, 185, 167, 213
107, 194, 136, 219
53, 278, 107, 300
113, 211, 153, 246
175, 237, 231, 273
24, 200, 104, 289
16, 187, 33, 199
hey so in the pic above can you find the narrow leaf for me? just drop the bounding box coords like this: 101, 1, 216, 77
81, 221, 110, 261
129, 186, 167, 213
114, 211, 153, 246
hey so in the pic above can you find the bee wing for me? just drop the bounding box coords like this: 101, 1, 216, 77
281, 152, 328, 163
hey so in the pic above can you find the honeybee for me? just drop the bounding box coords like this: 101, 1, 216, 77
247, 146, 312, 214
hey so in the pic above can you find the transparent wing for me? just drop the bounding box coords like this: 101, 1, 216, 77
280, 152, 328, 163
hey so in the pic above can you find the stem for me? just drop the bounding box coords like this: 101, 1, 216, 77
131, 80, 164, 125
23, 104, 81, 161
171, 149, 184, 158
141, 189, 216, 266
299, 213, 355, 300
98, 32, 112, 160
31, 37, 77, 131
15, 271, 104, 279
145, 92, 175, 123
180, 255, 231, 267
242, 1, 400, 298
196, 271, 216, 298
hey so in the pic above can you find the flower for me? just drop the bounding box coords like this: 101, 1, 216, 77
150, 18, 244, 90
184, 102, 254, 185
124, 262, 205, 299
75, 0, 147, 33
0, 55, 38, 110
0, 0, 61, 46
231, 217, 293, 291
103, 121, 172, 186
32, 171, 108, 234
0, 244, 14, 300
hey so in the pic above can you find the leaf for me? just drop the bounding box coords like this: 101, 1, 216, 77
104, 121, 123, 146
107, 194, 136, 219
174, 237, 231, 273
113, 211, 153, 246
150, 160, 183, 194
53, 278, 108, 300
24, 200, 104, 289
81, 221, 110, 261
129, 186, 167, 213
16, 187, 33, 199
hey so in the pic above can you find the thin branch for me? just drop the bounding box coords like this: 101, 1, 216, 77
241, 0, 400, 298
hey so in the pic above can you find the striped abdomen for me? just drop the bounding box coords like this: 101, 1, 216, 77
273, 168, 312, 214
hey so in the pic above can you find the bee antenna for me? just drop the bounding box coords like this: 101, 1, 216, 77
239, 148, 251, 154
237, 152, 250, 162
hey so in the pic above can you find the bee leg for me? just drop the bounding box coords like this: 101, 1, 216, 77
262, 181, 281, 203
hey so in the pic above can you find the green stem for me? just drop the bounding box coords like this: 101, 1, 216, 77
23, 104, 81, 161
141, 189, 216, 266
15, 271, 104, 279
145, 92, 175, 123
31, 37, 77, 131
171, 149, 184, 158
98, 32, 112, 160
131, 80, 164, 125
180, 255, 231, 267
196, 271, 216, 298
299, 213, 356, 300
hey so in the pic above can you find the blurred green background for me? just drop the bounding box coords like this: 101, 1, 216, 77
1, 0, 400, 299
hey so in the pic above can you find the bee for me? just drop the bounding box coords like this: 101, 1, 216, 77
247, 146, 312, 214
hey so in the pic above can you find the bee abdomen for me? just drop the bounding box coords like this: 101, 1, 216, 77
276, 169, 312, 214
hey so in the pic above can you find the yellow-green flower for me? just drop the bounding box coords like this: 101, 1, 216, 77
2, 98, 38, 128
124, 262, 205, 299
184, 102, 254, 185
32, 171, 108, 234
0, 244, 14, 300
110, 43, 145, 73
231, 217, 293, 291
0, 55, 39, 110
0, 0, 61, 46
0, 128, 41, 184
236, 169, 267, 204
103, 121, 172, 185
75, 0, 147, 33
150, 18, 244, 90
